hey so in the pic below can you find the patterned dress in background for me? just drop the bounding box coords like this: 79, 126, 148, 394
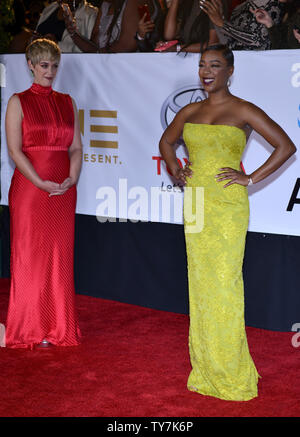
218, 0, 284, 50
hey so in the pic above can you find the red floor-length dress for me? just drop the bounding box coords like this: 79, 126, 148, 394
6, 83, 81, 349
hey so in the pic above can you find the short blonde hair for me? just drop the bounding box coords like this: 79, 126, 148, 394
26, 38, 61, 66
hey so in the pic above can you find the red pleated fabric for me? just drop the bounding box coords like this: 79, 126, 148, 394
6, 83, 81, 349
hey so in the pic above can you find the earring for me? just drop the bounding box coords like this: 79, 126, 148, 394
227, 79, 231, 87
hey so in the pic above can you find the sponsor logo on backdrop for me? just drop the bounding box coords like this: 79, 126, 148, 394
79, 109, 121, 165
160, 85, 206, 130
287, 178, 300, 211
152, 156, 188, 193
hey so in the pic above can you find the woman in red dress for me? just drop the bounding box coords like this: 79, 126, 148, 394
5, 38, 82, 349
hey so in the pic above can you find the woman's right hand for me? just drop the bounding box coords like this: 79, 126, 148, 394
138, 13, 155, 39
250, 8, 273, 28
60, 3, 77, 35
174, 163, 193, 184
39, 180, 65, 196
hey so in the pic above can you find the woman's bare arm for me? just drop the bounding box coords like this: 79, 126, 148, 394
159, 104, 195, 182
51, 97, 83, 196
108, 0, 139, 52
67, 98, 83, 185
164, 0, 180, 40
243, 103, 296, 184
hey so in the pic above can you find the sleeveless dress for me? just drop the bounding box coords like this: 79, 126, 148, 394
183, 123, 260, 401
6, 83, 81, 349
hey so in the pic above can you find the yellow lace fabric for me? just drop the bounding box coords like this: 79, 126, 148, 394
183, 123, 260, 401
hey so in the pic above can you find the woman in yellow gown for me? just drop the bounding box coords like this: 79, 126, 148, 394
159, 44, 296, 401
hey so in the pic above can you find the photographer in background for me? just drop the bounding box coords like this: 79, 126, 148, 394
251, 0, 300, 48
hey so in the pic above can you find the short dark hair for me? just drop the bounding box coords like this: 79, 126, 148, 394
201, 44, 234, 67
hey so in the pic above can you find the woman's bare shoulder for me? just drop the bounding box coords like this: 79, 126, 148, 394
179, 101, 204, 119
7, 93, 22, 109
230, 97, 269, 123
6, 94, 24, 120
234, 97, 263, 113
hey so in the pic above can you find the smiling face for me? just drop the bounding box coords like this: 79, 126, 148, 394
199, 50, 234, 93
28, 58, 59, 87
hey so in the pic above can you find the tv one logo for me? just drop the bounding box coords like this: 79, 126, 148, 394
79, 109, 121, 166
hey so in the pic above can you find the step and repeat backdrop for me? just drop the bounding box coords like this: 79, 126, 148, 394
1, 51, 299, 236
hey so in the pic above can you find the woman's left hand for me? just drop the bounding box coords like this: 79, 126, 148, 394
215, 167, 249, 188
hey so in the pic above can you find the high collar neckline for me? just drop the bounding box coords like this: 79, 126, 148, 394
30, 83, 53, 96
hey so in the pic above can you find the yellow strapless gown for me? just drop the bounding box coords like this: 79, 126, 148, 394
183, 123, 260, 401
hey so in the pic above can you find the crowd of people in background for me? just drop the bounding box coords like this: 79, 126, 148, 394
5, 0, 300, 53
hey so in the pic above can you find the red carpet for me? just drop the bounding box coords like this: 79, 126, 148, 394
0, 278, 299, 417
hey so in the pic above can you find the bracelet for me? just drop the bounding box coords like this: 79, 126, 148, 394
247, 176, 253, 186
135, 32, 145, 41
